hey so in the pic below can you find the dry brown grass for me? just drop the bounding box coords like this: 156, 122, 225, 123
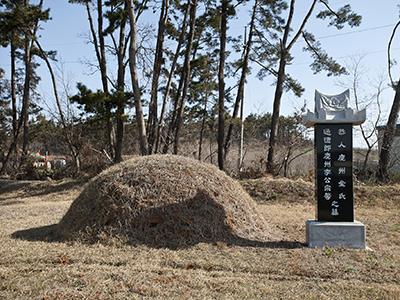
242, 176, 400, 208
241, 176, 314, 203
0, 170, 399, 299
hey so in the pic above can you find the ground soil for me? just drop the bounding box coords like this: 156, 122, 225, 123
0, 178, 399, 299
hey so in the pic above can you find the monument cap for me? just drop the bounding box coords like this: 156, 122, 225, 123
303, 89, 366, 126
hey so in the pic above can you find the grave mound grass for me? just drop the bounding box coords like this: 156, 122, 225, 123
58, 155, 275, 248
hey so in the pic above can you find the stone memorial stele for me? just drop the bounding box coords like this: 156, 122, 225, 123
303, 89, 366, 249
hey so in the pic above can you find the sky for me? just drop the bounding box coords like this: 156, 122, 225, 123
0, 0, 399, 147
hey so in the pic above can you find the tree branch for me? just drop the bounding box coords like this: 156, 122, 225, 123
302, 31, 323, 62
388, 20, 400, 87
286, 0, 318, 50
85, 2, 102, 68
319, 0, 340, 18
250, 57, 278, 76
282, 0, 296, 48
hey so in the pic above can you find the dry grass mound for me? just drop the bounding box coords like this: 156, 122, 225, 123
241, 176, 313, 203
242, 176, 400, 208
58, 155, 275, 248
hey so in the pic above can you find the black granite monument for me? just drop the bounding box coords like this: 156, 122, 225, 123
303, 90, 367, 248
315, 124, 353, 222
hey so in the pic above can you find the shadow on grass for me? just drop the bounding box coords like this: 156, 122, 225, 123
12, 224, 62, 243
0, 179, 87, 201
24, 179, 87, 197
0, 180, 34, 194
12, 190, 305, 250
12, 226, 304, 249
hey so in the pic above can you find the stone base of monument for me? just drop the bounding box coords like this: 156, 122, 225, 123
306, 220, 366, 249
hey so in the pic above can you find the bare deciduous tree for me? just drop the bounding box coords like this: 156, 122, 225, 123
126, 0, 148, 155
377, 20, 400, 182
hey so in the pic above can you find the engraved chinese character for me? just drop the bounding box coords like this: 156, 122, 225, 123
339, 193, 346, 200
331, 208, 339, 216
324, 137, 331, 144
324, 161, 331, 168
338, 167, 346, 175
324, 169, 332, 176
324, 145, 332, 152
324, 177, 331, 184
338, 180, 346, 188
324, 185, 331, 192
338, 142, 346, 148
324, 193, 332, 201
338, 154, 346, 161
324, 152, 331, 160
323, 128, 332, 136
331, 200, 339, 208
338, 128, 346, 136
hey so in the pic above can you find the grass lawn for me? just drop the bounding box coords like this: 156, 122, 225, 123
0, 179, 399, 299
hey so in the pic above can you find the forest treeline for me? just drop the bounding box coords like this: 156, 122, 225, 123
0, 0, 399, 182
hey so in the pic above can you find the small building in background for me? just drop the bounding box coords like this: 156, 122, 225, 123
31, 152, 67, 171
377, 124, 400, 173
31, 152, 48, 170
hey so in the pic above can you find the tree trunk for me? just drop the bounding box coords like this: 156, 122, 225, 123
238, 81, 245, 172
162, 59, 186, 154
198, 91, 209, 161
209, 136, 213, 164
217, 0, 228, 170
10, 35, 17, 143
98, 0, 115, 159
172, 0, 197, 154
73, 152, 81, 173
362, 146, 372, 174
10, 34, 18, 165
86, 1, 114, 159
114, 7, 127, 163
126, 0, 148, 155
1, 0, 42, 173
283, 146, 292, 177
114, 101, 124, 163
21, 35, 32, 162
224, 0, 257, 159
159, 2, 190, 154
377, 82, 400, 182
266, 0, 297, 174
166, 36, 202, 155
266, 55, 286, 173
265, 0, 317, 174
96, 0, 108, 94
147, 0, 169, 154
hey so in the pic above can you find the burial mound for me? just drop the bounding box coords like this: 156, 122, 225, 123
58, 155, 274, 247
